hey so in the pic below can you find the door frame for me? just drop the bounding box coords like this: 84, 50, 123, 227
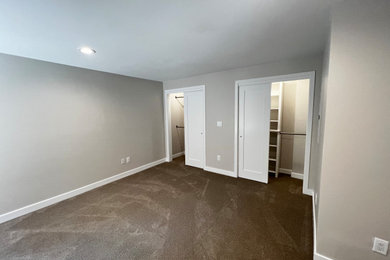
163, 85, 206, 168
234, 71, 315, 195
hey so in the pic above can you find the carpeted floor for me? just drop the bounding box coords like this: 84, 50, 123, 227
0, 156, 313, 259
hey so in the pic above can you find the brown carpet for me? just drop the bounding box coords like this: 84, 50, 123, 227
0, 156, 313, 259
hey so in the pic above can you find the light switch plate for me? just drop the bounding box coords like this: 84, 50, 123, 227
217, 121, 223, 127
372, 237, 389, 255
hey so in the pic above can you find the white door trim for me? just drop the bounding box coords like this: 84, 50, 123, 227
163, 85, 206, 168
234, 71, 315, 195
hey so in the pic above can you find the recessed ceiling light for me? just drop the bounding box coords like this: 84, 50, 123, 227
79, 46, 96, 55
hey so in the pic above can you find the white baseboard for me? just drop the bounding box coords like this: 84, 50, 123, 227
0, 158, 166, 224
279, 168, 304, 181
291, 172, 304, 180
315, 253, 333, 260
204, 166, 237, 178
312, 191, 334, 260
172, 151, 185, 159
279, 168, 292, 174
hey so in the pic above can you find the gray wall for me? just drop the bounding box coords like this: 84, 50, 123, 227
292, 79, 310, 174
0, 53, 165, 215
169, 93, 185, 155
317, 1, 390, 259
280, 81, 296, 171
279, 79, 309, 174
314, 23, 330, 228
164, 55, 323, 191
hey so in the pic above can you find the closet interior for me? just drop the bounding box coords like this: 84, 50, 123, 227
268, 79, 310, 180
169, 92, 185, 159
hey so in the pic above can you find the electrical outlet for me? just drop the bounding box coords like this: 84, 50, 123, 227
372, 237, 389, 255
126, 156, 130, 163
217, 155, 221, 161
120, 158, 126, 165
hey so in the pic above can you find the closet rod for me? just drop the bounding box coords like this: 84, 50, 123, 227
175, 96, 184, 99
176, 125, 184, 129
279, 132, 306, 136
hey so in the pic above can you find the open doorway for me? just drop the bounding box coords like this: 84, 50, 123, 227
169, 93, 185, 159
164, 85, 205, 168
269, 79, 310, 181
234, 72, 315, 195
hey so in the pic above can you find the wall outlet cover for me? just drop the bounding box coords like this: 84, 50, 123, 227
217, 155, 221, 161
372, 237, 389, 255
120, 158, 126, 165
126, 156, 131, 163
217, 121, 223, 127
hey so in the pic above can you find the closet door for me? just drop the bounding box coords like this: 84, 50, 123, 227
184, 90, 205, 168
238, 83, 271, 183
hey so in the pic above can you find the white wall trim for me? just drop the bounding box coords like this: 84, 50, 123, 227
234, 71, 315, 195
312, 191, 334, 260
163, 89, 173, 162
275, 168, 304, 180
204, 166, 236, 178
315, 253, 333, 260
279, 168, 292, 174
164, 85, 204, 94
291, 172, 304, 180
0, 158, 166, 224
172, 151, 185, 159
233, 81, 240, 178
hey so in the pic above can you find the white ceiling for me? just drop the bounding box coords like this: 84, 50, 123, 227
0, 0, 332, 81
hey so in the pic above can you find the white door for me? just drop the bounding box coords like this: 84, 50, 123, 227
184, 90, 205, 168
238, 83, 271, 183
